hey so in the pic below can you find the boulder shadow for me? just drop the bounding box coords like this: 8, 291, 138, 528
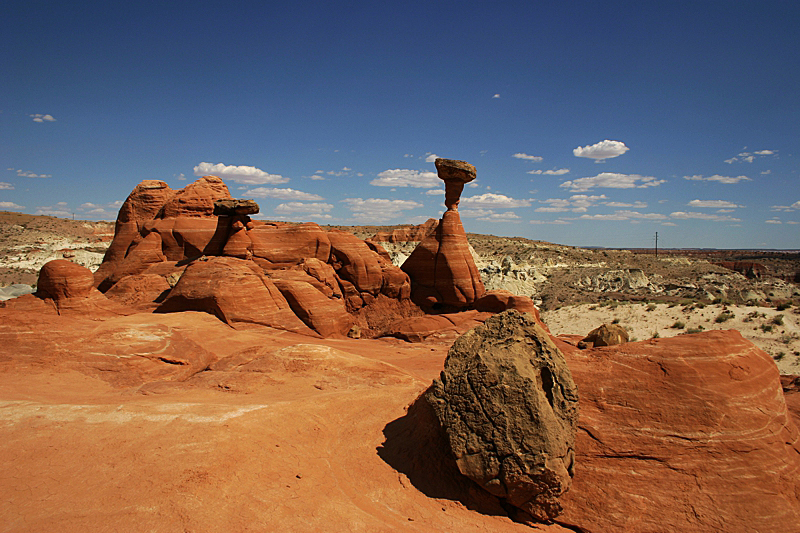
376, 386, 507, 517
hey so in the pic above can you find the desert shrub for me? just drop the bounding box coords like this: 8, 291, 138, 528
774, 352, 786, 361
651, 331, 660, 339
760, 324, 773, 333
715, 311, 735, 323
776, 302, 790, 311
671, 320, 685, 329
771, 314, 784, 326
668, 302, 677, 308
686, 326, 704, 334
646, 303, 657, 312
611, 317, 620, 324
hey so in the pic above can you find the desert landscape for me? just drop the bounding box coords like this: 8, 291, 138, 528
1, 167, 799, 532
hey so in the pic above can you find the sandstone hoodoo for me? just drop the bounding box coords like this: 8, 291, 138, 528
402, 158, 486, 311
426, 310, 579, 523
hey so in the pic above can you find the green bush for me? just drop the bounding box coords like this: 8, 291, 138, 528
671, 321, 685, 329
646, 303, 657, 312
761, 324, 773, 333
771, 314, 784, 326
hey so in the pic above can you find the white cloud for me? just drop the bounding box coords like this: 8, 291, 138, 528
560, 173, 665, 192
603, 201, 647, 208
460, 208, 495, 218
530, 219, 570, 225
0, 182, 13, 190
478, 212, 521, 222
537, 194, 607, 213
787, 221, 799, 225
460, 193, 532, 208
754, 149, 775, 155
246, 187, 324, 201
683, 174, 752, 184
765, 219, 782, 224
0, 201, 24, 209
724, 150, 776, 164
30, 114, 56, 122
370, 169, 440, 188
425, 188, 444, 195
35, 206, 72, 217
341, 198, 423, 222
513, 153, 543, 162
17, 170, 51, 178
573, 140, 629, 160
273, 202, 333, 214
492, 94, 500, 98
661, 222, 677, 226
193, 162, 289, 185
724, 158, 738, 164
669, 212, 741, 222
577, 210, 668, 221
687, 200, 743, 208
793, 201, 800, 209
425, 153, 438, 163
528, 168, 570, 175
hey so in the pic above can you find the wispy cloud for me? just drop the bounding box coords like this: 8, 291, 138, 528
425, 153, 438, 163
513, 153, 543, 162
30, 114, 56, 122
16, 169, 51, 178
669, 211, 742, 222
0, 201, 24, 209
683, 174, 751, 184
536, 194, 607, 213
765, 219, 782, 224
35, 205, 72, 217
274, 202, 333, 214
194, 162, 289, 185
771, 201, 800, 211
370, 169, 439, 188
0, 182, 13, 190
477, 212, 521, 222
687, 200, 743, 208
246, 187, 324, 201
528, 168, 569, 175
577, 210, 668, 221
460, 193, 532, 209
603, 201, 647, 208
724, 149, 777, 164
560, 173, 665, 192
492, 94, 500, 99
530, 219, 570, 225
341, 198, 423, 222
425, 188, 444, 195
573, 140, 629, 161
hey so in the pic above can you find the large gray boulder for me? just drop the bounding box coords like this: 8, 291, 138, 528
425, 310, 578, 522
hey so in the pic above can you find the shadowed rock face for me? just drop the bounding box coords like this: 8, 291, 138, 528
426, 310, 579, 523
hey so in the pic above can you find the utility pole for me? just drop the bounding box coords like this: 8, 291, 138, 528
655, 231, 658, 258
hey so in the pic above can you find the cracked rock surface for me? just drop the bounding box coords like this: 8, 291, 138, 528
426, 310, 578, 522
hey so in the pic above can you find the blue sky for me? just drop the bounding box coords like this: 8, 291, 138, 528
2, 0, 799, 249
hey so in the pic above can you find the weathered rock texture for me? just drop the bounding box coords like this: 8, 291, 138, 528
557, 330, 800, 532
402, 159, 485, 311
91, 176, 412, 337
578, 322, 628, 348
426, 310, 579, 522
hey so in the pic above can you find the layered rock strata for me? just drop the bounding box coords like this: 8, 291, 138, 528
402, 159, 485, 311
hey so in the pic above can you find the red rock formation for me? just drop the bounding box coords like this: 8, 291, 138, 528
93, 180, 175, 287
38, 259, 95, 302
328, 229, 384, 295
272, 279, 354, 337
474, 289, 537, 315
401, 159, 485, 311
155, 256, 316, 336
557, 330, 800, 532
403, 210, 485, 310
248, 222, 331, 267
371, 218, 439, 243
713, 260, 767, 279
